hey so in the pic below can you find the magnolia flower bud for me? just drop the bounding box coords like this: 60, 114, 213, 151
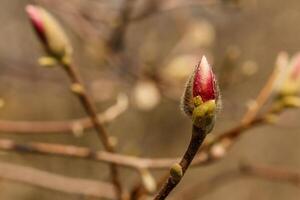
26, 5, 72, 61
181, 56, 220, 131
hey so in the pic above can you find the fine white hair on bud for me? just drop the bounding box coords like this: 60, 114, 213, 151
193, 56, 217, 101
181, 56, 220, 117
180, 71, 194, 117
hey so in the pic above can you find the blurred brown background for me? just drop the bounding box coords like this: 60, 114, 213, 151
0, 0, 300, 199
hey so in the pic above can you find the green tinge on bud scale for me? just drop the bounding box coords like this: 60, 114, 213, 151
181, 56, 220, 132
26, 5, 72, 61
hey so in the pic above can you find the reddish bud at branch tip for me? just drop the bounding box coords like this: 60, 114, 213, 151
180, 55, 220, 117
193, 56, 217, 102
26, 5, 47, 44
25, 4, 73, 60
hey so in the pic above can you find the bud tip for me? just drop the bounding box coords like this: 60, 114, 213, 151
26, 5, 47, 44
193, 56, 216, 102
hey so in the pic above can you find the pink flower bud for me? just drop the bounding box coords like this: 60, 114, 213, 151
192, 56, 217, 102
26, 5, 47, 45
25, 5, 72, 59
181, 55, 219, 117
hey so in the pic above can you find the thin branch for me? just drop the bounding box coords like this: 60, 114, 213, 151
4, 158, 297, 200
178, 168, 241, 200
241, 163, 300, 186
131, 0, 219, 21
0, 118, 282, 173
0, 106, 291, 176
0, 138, 176, 170
154, 126, 207, 200
108, 0, 137, 52
179, 163, 300, 200
0, 161, 115, 199
192, 117, 266, 166
0, 94, 128, 134
241, 57, 282, 125
130, 0, 159, 21
0, 104, 279, 173
61, 62, 124, 198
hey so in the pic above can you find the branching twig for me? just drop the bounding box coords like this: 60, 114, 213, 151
0, 61, 285, 178
153, 126, 207, 200
178, 163, 300, 200
241, 163, 300, 186
0, 107, 288, 172
26, 4, 126, 197
2, 159, 297, 200
108, 0, 137, 52
0, 161, 116, 199
0, 93, 128, 134
0, 138, 176, 170
241, 57, 282, 125
56, 60, 125, 198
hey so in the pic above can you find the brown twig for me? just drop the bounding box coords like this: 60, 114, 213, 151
0, 78, 278, 200
149, 117, 265, 199
0, 107, 284, 171
241, 56, 282, 125
0, 138, 176, 170
108, 0, 137, 52
0, 161, 116, 199
60, 62, 124, 198
0, 94, 128, 134
153, 126, 207, 200
191, 116, 266, 166
179, 163, 300, 200
241, 163, 300, 186
5, 157, 298, 200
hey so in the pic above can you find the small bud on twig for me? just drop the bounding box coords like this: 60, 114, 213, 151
38, 56, 58, 68
170, 163, 183, 182
70, 83, 84, 95
155, 56, 220, 200
282, 96, 300, 108
26, 5, 72, 61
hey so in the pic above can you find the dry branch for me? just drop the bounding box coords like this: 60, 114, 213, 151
0, 94, 128, 134
0, 138, 176, 170
0, 161, 115, 199
178, 163, 300, 200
